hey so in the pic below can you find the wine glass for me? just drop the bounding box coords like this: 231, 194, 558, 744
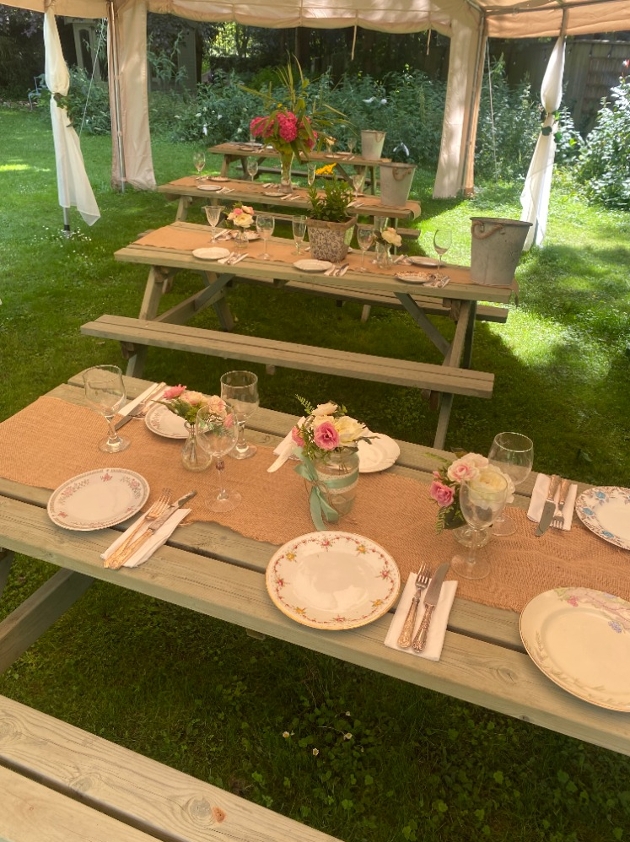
433, 229, 452, 274
196, 404, 241, 513
451, 472, 509, 580
203, 204, 222, 243
256, 213, 275, 259
220, 370, 259, 459
83, 364, 130, 453
307, 162, 317, 187
246, 157, 259, 182
347, 137, 357, 155
292, 215, 307, 254
488, 432, 534, 536
351, 170, 365, 199
357, 224, 374, 272
193, 151, 206, 176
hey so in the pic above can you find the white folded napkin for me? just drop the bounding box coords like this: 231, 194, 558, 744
527, 473, 578, 531
101, 508, 190, 568
385, 573, 458, 661
118, 382, 166, 417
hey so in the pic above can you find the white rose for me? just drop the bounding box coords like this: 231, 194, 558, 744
311, 414, 335, 428
312, 402, 338, 417
382, 228, 402, 247
182, 390, 205, 405
206, 395, 227, 415
234, 213, 253, 228
334, 415, 365, 444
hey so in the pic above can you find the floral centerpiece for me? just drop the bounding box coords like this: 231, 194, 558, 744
291, 396, 371, 530
157, 386, 229, 471
226, 203, 255, 229
430, 452, 514, 533
375, 226, 402, 248
306, 165, 356, 262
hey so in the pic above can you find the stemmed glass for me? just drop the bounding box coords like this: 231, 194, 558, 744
203, 205, 222, 243
347, 137, 357, 156
307, 162, 317, 187
357, 224, 374, 272
351, 170, 365, 199
196, 405, 241, 512
220, 370, 259, 459
451, 473, 509, 580
246, 157, 259, 182
433, 229, 452, 275
488, 432, 534, 536
193, 151, 206, 176
256, 213, 275, 259
292, 215, 307, 254
83, 364, 130, 453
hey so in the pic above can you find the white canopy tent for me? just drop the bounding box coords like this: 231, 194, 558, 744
8, 0, 630, 202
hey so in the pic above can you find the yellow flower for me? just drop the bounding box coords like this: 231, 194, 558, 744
316, 163, 336, 176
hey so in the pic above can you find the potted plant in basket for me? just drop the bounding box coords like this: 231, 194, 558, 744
306, 164, 356, 262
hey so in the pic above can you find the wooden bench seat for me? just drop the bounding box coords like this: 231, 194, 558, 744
0, 694, 342, 842
81, 314, 494, 448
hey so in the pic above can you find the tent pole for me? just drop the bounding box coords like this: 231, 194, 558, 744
108, 0, 126, 192
462, 18, 487, 198
63, 207, 71, 237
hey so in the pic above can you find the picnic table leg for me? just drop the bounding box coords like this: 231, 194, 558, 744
175, 196, 192, 222
0, 549, 15, 602
463, 301, 478, 369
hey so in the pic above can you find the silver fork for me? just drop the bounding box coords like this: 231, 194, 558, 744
397, 563, 431, 648
551, 478, 571, 529
105, 488, 172, 568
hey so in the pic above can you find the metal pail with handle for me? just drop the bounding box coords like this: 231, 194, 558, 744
470, 217, 532, 285
379, 163, 416, 207
360, 130, 386, 160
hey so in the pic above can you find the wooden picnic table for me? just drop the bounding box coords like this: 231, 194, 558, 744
80, 221, 514, 449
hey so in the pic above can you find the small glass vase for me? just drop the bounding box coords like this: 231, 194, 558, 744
279, 150, 294, 191
375, 241, 392, 267
181, 422, 212, 471
314, 448, 360, 520
233, 228, 249, 251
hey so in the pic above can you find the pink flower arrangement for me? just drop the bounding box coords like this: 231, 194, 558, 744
291, 396, 370, 462
157, 386, 228, 426
226, 203, 255, 229
250, 109, 317, 158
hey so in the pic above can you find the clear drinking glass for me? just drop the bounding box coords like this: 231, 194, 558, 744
351, 170, 365, 199
246, 157, 259, 182
193, 151, 206, 175
196, 405, 241, 512
203, 205, 222, 243
357, 224, 374, 272
220, 370, 259, 459
307, 162, 317, 187
256, 213, 275, 259
488, 432, 534, 536
451, 473, 508, 580
433, 228, 452, 275
292, 215, 307, 253
83, 364, 130, 453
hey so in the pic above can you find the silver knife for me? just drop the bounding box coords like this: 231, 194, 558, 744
411, 562, 450, 653
115, 382, 165, 430
109, 491, 197, 569
535, 474, 561, 536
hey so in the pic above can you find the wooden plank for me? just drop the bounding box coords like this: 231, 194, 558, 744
0, 549, 14, 602
81, 315, 494, 398
0, 765, 155, 842
0, 696, 342, 842
0, 570, 93, 674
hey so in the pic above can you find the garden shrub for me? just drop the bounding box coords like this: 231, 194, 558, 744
577, 77, 630, 209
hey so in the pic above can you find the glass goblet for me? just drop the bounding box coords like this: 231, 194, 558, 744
351, 170, 365, 199
256, 213, 275, 259
292, 215, 307, 254
307, 162, 317, 187
357, 224, 374, 272
83, 364, 130, 453
193, 151, 206, 176
220, 370, 259, 459
203, 204, 222, 243
451, 472, 509, 580
488, 432, 534, 536
347, 137, 357, 155
246, 157, 259, 182
433, 228, 452, 275
196, 404, 241, 512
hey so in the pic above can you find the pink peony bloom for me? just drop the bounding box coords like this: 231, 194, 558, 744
162, 384, 186, 399
291, 426, 305, 447
313, 420, 340, 451
430, 480, 455, 507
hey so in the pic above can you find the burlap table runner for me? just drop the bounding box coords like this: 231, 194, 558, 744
1, 396, 627, 613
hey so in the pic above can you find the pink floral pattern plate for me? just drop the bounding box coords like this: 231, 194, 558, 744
266, 531, 400, 630
47, 468, 149, 531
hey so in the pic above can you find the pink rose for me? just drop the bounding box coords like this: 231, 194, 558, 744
162, 384, 186, 399
313, 420, 340, 451
430, 480, 455, 507
291, 426, 305, 447
224, 412, 235, 428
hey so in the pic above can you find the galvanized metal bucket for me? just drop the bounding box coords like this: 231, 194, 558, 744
379, 163, 416, 207
361, 130, 386, 160
470, 217, 532, 285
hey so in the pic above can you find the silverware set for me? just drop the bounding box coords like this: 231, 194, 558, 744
536, 475, 572, 535
397, 562, 450, 652
324, 262, 349, 277
218, 252, 248, 265
114, 381, 165, 430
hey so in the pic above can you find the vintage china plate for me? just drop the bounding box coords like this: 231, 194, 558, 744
575, 486, 630, 550
266, 531, 401, 630
294, 259, 333, 272
48, 468, 149, 531
197, 183, 223, 192
409, 256, 439, 268
208, 176, 229, 183
192, 247, 231, 260
357, 433, 401, 473
520, 588, 630, 711
144, 403, 188, 439
264, 190, 287, 198
395, 271, 437, 284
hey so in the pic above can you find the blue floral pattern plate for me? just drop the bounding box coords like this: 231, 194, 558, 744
520, 587, 630, 711
575, 486, 630, 550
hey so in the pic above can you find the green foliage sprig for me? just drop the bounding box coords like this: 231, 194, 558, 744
307, 166, 354, 222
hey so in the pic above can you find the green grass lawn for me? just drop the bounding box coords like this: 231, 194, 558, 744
1, 105, 630, 841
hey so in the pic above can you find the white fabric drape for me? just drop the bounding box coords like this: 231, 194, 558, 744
520, 36, 566, 250
44, 7, 100, 227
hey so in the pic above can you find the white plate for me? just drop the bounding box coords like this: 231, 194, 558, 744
575, 486, 630, 550
264, 190, 287, 198
395, 271, 437, 284
144, 403, 189, 439
48, 469, 149, 531
266, 531, 401, 630
520, 588, 630, 711
197, 183, 223, 192
208, 176, 229, 182
192, 247, 231, 260
409, 256, 439, 268
357, 433, 401, 473
294, 259, 333, 272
